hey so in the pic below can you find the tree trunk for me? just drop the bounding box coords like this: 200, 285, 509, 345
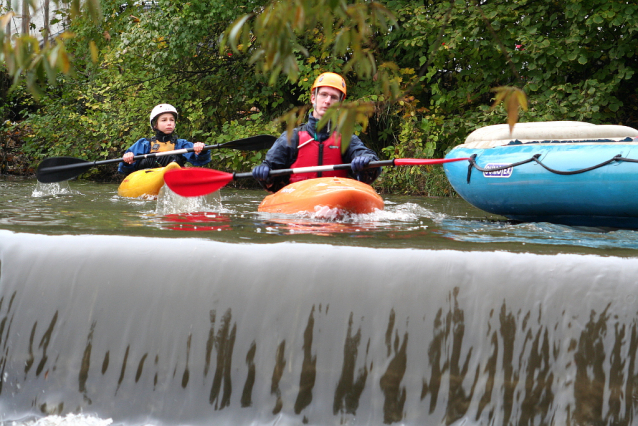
21, 0, 30, 35
5, 0, 12, 38
44, 0, 50, 40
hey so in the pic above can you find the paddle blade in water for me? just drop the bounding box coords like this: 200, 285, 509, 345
394, 158, 470, 166
164, 168, 234, 197
36, 157, 93, 183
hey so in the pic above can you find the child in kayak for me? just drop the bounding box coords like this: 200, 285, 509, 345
251, 72, 380, 192
118, 104, 211, 175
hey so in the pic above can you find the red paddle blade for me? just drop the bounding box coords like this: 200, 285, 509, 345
394, 158, 470, 166
164, 168, 234, 197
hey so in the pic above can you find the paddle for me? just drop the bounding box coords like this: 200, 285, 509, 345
35, 134, 277, 183
164, 157, 471, 197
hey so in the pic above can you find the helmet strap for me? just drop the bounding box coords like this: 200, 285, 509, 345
312, 88, 318, 112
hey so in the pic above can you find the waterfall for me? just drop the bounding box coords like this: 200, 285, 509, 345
1, 230, 637, 425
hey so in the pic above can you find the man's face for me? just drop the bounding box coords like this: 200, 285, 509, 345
311, 86, 343, 119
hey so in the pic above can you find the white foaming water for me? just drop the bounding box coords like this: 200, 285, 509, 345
31, 181, 78, 197
10, 414, 113, 426
4, 230, 638, 425
307, 202, 438, 224
310, 205, 345, 220
155, 185, 223, 215
381, 202, 445, 221
250, 202, 436, 236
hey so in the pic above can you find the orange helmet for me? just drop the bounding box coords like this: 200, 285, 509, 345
311, 72, 346, 98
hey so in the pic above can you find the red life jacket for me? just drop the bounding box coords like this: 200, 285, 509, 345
289, 130, 347, 182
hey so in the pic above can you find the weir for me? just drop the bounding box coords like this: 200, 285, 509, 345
1, 229, 638, 425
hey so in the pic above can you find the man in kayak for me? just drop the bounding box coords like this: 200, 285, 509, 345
251, 72, 380, 192
118, 104, 211, 175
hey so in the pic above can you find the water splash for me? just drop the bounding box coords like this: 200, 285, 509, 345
155, 185, 223, 215
256, 203, 433, 236
31, 181, 77, 197
274, 203, 429, 224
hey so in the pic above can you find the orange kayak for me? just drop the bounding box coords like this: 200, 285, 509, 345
258, 177, 384, 215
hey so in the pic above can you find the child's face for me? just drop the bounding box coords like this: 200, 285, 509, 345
155, 113, 176, 134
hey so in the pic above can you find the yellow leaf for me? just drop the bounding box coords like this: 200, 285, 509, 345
515, 89, 528, 111
491, 86, 528, 134
57, 31, 76, 40
89, 41, 98, 63
506, 95, 519, 133
59, 49, 71, 74
227, 14, 253, 51
0, 12, 14, 30
491, 86, 509, 107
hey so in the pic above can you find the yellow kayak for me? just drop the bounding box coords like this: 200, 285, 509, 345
118, 162, 181, 198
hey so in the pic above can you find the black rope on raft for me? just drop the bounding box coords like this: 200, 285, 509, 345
466, 154, 631, 183
467, 154, 539, 183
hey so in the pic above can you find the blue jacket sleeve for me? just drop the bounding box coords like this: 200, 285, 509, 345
118, 138, 151, 174
176, 139, 211, 166
257, 131, 298, 192
264, 131, 296, 170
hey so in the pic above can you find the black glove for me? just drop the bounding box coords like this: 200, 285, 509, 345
252, 163, 271, 181
351, 155, 373, 173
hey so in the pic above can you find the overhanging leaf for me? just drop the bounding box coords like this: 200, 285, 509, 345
0, 12, 14, 32
89, 41, 98, 63
491, 86, 528, 134
275, 106, 311, 146
226, 14, 253, 52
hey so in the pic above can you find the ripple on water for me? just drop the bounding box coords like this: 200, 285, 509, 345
439, 216, 638, 250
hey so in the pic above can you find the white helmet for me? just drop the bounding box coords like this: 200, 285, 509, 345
149, 104, 178, 129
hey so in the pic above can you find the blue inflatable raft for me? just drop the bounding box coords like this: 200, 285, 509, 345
443, 121, 638, 228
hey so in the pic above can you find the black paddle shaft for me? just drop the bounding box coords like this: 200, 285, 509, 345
36, 135, 277, 183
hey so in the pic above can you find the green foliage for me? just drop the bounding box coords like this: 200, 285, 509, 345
375, 113, 455, 196
222, 0, 400, 148
2, 0, 638, 196
11, 0, 287, 174
363, 0, 638, 190
0, 0, 101, 96
380, 0, 638, 132
223, 0, 397, 83
205, 113, 280, 173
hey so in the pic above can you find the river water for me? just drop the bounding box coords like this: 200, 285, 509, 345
2, 177, 638, 255
1, 176, 638, 426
